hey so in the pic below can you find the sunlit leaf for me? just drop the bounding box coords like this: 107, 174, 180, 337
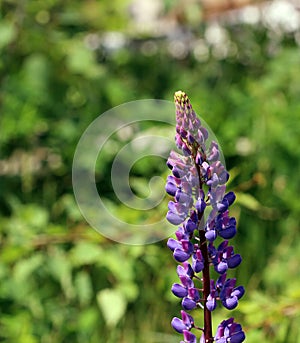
97, 288, 127, 327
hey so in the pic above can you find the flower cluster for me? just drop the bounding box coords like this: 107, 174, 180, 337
166, 91, 245, 343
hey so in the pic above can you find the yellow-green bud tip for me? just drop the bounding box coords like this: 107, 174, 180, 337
174, 90, 190, 106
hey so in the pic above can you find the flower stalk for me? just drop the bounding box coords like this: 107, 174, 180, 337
199, 229, 213, 341
166, 91, 245, 343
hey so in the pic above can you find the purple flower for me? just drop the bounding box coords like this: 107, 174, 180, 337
172, 269, 194, 298
209, 185, 226, 211
219, 278, 245, 310
206, 280, 217, 311
182, 287, 200, 310
192, 249, 204, 273
215, 318, 245, 343
180, 330, 197, 343
184, 216, 198, 234
177, 262, 194, 279
211, 241, 242, 274
206, 141, 220, 162
174, 239, 194, 262
167, 201, 189, 225
195, 196, 206, 213
166, 91, 245, 342
172, 283, 189, 298
166, 180, 178, 196
216, 211, 237, 240
171, 310, 194, 333
217, 191, 236, 213
215, 273, 226, 291
176, 189, 193, 205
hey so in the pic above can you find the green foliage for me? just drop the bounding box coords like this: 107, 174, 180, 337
1, 0, 300, 342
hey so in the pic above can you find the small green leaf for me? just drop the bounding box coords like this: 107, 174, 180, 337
118, 281, 139, 302
97, 288, 127, 327
70, 242, 102, 266
74, 270, 93, 305
236, 192, 260, 211
13, 254, 44, 282
78, 307, 99, 332
47, 248, 75, 299
0, 21, 17, 49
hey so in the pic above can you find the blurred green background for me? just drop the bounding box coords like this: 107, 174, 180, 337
1, 0, 300, 342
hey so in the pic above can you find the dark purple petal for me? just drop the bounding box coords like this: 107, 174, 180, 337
232, 286, 245, 300
206, 294, 217, 311
193, 259, 204, 273
224, 191, 236, 206
182, 297, 197, 310
176, 135, 184, 150
216, 274, 227, 289
217, 202, 228, 212
205, 229, 217, 241
187, 132, 195, 144
215, 338, 226, 343
230, 331, 246, 343
179, 275, 193, 288
182, 142, 192, 155
230, 322, 243, 335
181, 310, 194, 328
195, 151, 203, 164
177, 263, 194, 278
179, 127, 187, 138
206, 173, 219, 187
192, 249, 204, 272
168, 201, 176, 211
208, 242, 217, 256
172, 167, 182, 178
188, 288, 200, 302
181, 240, 194, 254
174, 248, 191, 262
167, 238, 179, 251
176, 190, 192, 204
193, 249, 202, 261
167, 175, 178, 183
227, 254, 242, 269
207, 142, 220, 162
166, 211, 185, 225
222, 278, 236, 291
185, 218, 197, 233
171, 317, 186, 333
165, 182, 177, 196
175, 227, 187, 241
215, 318, 245, 343
228, 217, 236, 227
215, 261, 228, 274
218, 240, 229, 251
223, 296, 238, 310
171, 283, 188, 298
219, 225, 236, 239
215, 321, 227, 340
219, 170, 229, 184
190, 210, 198, 222
196, 197, 206, 213
183, 330, 197, 343
216, 318, 244, 343
166, 160, 173, 170
200, 126, 208, 140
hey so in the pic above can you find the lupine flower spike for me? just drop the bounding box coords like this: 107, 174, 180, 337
166, 91, 245, 343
